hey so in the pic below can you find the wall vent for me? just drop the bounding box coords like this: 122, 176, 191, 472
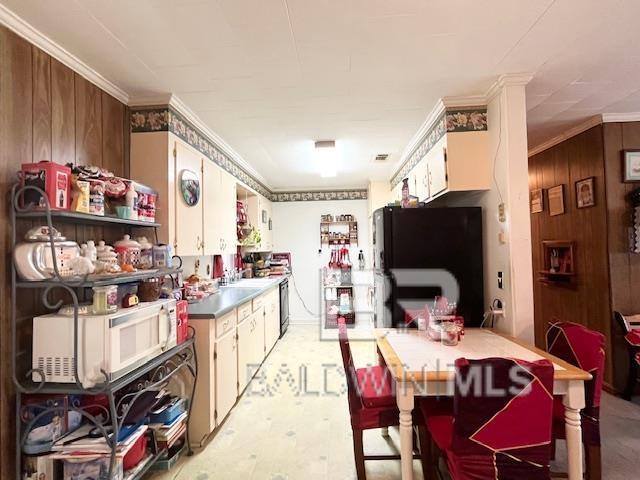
374, 154, 389, 162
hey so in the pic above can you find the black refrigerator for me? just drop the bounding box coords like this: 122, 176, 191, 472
372, 206, 484, 328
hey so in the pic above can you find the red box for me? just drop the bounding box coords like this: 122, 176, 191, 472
21, 161, 71, 210
176, 300, 189, 344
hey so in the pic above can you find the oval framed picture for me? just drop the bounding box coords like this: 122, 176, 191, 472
180, 169, 200, 207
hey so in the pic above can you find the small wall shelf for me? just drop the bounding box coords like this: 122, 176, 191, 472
320, 217, 358, 246
538, 240, 575, 284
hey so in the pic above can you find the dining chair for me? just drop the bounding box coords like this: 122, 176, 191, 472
337, 318, 430, 480
546, 321, 606, 480
613, 311, 640, 400
421, 357, 555, 480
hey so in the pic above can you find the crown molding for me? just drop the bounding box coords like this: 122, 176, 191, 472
130, 93, 271, 189
528, 111, 640, 157
391, 99, 446, 177
0, 3, 129, 104
485, 73, 534, 102
390, 74, 533, 184
601, 112, 640, 123
527, 115, 603, 157
441, 95, 487, 108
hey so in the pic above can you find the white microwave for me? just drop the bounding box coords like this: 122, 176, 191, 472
32, 299, 177, 388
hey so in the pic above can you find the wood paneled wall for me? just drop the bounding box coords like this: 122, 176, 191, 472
0, 25, 129, 476
530, 122, 640, 391
603, 122, 640, 390
529, 125, 613, 383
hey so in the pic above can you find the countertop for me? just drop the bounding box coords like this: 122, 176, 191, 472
188, 275, 288, 319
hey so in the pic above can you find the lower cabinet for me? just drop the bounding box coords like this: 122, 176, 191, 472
188, 317, 216, 447
188, 285, 283, 447
237, 312, 255, 394
265, 289, 280, 353
215, 325, 238, 425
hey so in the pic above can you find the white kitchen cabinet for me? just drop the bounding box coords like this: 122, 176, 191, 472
426, 136, 448, 198
237, 313, 253, 394
264, 288, 280, 354
220, 170, 238, 254
173, 141, 204, 256
202, 159, 223, 255
187, 317, 216, 447
391, 122, 490, 204
246, 194, 273, 251
215, 326, 238, 424
252, 307, 265, 365
130, 132, 239, 256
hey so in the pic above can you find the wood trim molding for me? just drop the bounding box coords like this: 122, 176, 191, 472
528, 115, 603, 157
600, 112, 640, 123
0, 3, 129, 104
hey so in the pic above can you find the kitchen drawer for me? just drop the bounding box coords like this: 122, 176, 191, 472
215, 310, 237, 339
237, 302, 252, 323
252, 294, 266, 312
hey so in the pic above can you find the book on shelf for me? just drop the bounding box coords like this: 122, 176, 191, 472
50, 424, 147, 457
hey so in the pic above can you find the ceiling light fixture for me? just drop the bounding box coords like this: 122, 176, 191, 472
315, 140, 337, 178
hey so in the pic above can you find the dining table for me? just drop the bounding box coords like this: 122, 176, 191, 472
374, 328, 592, 480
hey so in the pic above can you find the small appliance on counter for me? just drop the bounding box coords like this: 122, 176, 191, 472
14, 226, 81, 280
32, 299, 177, 388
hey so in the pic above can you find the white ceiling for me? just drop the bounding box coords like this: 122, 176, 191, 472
4, 0, 640, 189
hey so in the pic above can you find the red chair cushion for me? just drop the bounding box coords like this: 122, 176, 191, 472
356, 366, 395, 408
626, 329, 640, 347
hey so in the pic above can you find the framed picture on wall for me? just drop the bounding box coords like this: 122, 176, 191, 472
530, 188, 544, 213
623, 150, 640, 182
576, 177, 596, 208
548, 185, 565, 216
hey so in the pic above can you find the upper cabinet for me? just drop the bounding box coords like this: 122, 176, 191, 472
130, 132, 238, 256
245, 193, 273, 252
392, 106, 490, 204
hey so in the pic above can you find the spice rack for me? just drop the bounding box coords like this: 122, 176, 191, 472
320, 216, 358, 246
10, 184, 197, 480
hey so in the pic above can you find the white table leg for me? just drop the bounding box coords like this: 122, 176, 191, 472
397, 381, 414, 480
563, 380, 586, 480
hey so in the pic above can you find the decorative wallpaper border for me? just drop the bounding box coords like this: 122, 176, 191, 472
271, 189, 368, 202
390, 107, 488, 188
130, 106, 272, 198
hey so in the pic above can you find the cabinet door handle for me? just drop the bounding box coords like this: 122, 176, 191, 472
196, 236, 202, 251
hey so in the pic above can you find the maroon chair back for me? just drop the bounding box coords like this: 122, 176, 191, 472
338, 318, 361, 412
450, 357, 555, 480
546, 321, 605, 419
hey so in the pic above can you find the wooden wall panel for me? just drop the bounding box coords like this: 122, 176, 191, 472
75, 75, 102, 166
51, 58, 75, 165
32, 48, 51, 162
0, 24, 129, 476
529, 125, 613, 383
102, 92, 125, 176
603, 121, 640, 391
0, 26, 33, 480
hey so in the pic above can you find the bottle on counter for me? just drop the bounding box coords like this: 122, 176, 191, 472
358, 250, 365, 270
125, 182, 138, 220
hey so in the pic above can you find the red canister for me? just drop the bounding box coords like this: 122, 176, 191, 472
176, 300, 189, 344
21, 161, 71, 210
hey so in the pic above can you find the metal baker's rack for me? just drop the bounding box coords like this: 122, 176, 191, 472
10, 184, 198, 480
